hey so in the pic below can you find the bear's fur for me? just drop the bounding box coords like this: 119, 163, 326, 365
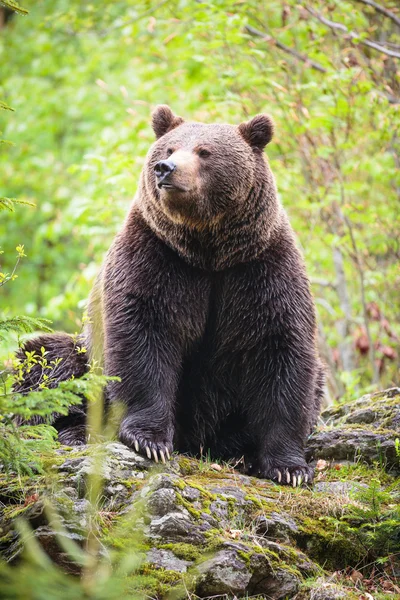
15, 106, 324, 485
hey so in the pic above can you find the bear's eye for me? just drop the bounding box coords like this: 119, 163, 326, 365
166, 148, 174, 157
198, 148, 211, 159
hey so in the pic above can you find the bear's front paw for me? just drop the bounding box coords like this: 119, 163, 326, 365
247, 460, 314, 487
119, 422, 173, 464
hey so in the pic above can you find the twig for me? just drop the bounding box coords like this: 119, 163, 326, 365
353, 0, 400, 29
343, 213, 380, 384
244, 24, 327, 73
0, 255, 20, 287
306, 7, 400, 59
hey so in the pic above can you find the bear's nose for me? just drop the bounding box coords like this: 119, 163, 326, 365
154, 159, 176, 180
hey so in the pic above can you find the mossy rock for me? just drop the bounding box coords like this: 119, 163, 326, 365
1, 388, 399, 598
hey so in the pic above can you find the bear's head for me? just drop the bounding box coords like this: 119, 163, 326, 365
137, 105, 281, 269
142, 105, 275, 227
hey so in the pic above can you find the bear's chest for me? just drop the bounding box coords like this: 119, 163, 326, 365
195, 262, 278, 355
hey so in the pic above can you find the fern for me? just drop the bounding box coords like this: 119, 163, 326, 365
0, 372, 110, 475
0, 197, 35, 212
0, 1, 28, 16
0, 99, 15, 111
0, 316, 53, 340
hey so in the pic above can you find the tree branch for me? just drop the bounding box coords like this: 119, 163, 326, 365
306, 7, 400, 59
353, 0, 400, 29
244, 24, 327, 73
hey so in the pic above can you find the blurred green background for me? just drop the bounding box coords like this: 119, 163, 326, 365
1, 0, 399, 399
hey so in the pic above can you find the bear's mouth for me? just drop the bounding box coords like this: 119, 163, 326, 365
158, 181, 188, 192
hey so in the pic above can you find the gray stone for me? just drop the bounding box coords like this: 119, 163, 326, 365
254, 511, 298, 541
209, 499, 229, 523
146, 488, 181, 516
144, 473, 182, 492
196, 550, 251, 597
306, 427, 398, 469
249, 553, 300, 598
314, 480, 368, 496
309, 579, 347, 599
181, 486, 201, 501
149, 512, 204, 544
210, 486, 247, 503
344, 407, 378, 424
146, 548, 192, 573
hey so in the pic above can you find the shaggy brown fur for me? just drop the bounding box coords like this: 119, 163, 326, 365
15, 106, 324, 485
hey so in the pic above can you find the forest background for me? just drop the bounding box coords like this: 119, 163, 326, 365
1, 0, 399, 402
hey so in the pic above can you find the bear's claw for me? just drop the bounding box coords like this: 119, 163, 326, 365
122, 429, 173, 465
249, 462, 313, 487
272, 466, 313, 487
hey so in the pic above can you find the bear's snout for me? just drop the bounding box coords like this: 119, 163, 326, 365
154, 159, 176, 188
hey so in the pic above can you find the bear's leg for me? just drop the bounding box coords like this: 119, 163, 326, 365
101, 260, 203, 463
244, 348, 319, 486
104, 325, 184, 462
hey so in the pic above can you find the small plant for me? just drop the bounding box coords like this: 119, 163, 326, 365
344, 478, 400, 561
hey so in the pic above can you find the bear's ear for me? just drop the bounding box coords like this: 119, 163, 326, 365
238, 114, 274, 151
152, 105, 184, 139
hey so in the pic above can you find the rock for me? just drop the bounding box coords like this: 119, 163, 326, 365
306, 427, 398, 469
307, 389, 400, 473
254, 511, 299, 542
1, 387, 399, 598
149, 512, 205, 544
314, 481, 367, 496
196, 549, 251, 597
146, 488, 181, 517
322, 387, 400, 431
180, 486, 201, 502
249, 552, 300, 597
146, 548, 192, 573
308, 578, 348, 599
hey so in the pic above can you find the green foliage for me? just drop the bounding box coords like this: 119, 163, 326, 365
0, 493, 145, 600
0, 370, 109, 475
0, 197, 35, 212
0, 1, 27, 15
0, 316, 52, 340
343, 478, 400, 559
0, 0, 399, 396
0, 2, 399, 594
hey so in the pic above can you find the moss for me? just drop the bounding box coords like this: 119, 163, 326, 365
236, 549, 252, 565
117, 479, 135, 490
157, 543, 202, 562
296, 514, 366, 570
175, 492, 201, 519
177, 457, 197, 476
191, 469, 230, 481
174, 479, 186, 491
319, 460, 396, 486
230, 539, 305, 580
126, 566, 194, 599
2, 503, 37, 520
244, 494, 265, 509
201, 498, 211, 514
182, 480, 217, 500
224, 496, 238, 520
338, 423, 398, 436
296, 578, 360, 600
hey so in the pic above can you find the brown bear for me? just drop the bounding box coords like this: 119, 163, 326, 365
15, 106, 324, 486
